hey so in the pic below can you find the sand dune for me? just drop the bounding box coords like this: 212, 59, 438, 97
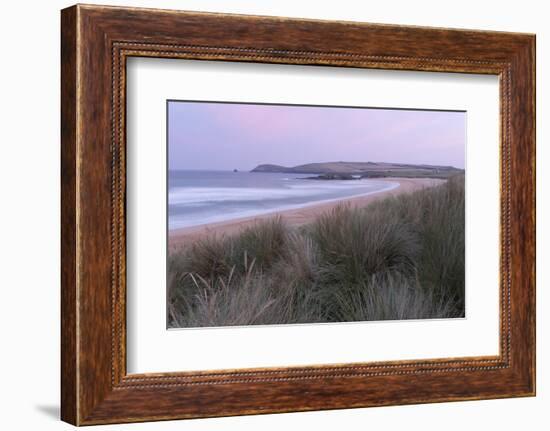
168, 177, 445, 252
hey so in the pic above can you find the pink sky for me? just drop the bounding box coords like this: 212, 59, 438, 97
168, 101, 466, 171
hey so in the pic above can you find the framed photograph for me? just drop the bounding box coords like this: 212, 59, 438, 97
165, 100, 466, 330
61, 4, 536, 425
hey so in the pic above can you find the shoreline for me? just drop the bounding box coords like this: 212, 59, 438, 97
169, 180, 400, 232
169, 177, 445, 252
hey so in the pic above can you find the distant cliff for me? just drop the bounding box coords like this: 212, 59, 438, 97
251, 161, 463, 179
251, 164, 295, 173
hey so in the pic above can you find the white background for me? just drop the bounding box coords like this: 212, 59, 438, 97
127, 59, 500, 373
0, 0, 547, 430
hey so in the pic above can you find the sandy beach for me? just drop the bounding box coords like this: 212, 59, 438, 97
169, 177, 445, 252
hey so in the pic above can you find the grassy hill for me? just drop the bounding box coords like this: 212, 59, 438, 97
251, 161, 463, 179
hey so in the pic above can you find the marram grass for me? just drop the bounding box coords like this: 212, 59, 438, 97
168, 175, 465, 328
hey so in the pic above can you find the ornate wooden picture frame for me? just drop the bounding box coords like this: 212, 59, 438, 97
61, 4, 535, 425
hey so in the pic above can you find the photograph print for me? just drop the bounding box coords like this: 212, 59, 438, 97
167, 101, 466, 329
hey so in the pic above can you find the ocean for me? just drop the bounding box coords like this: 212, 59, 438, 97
168, 170, 398, 230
